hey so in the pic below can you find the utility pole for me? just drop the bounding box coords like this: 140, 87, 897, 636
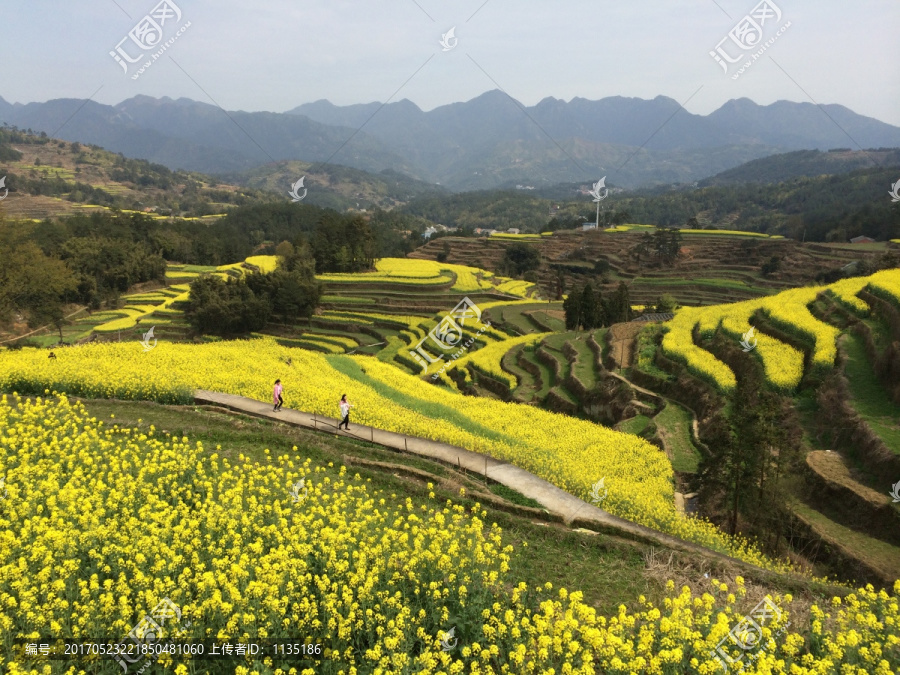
589, 177, 608, 230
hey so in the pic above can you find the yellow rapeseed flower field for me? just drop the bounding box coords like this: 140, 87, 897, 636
441, 333, 550, 389
244, 255, 279, 273
867, 268, 900, 306
1, 397, 897, 674
660, 269, 900, 392
0, 338, 783, 570
662, 307, 738, 391
318, 259, 537, 297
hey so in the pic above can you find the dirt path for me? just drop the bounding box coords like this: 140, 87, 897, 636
194, 388, 758, 570
609, 370, 706, 466
608, 371, 662, 401
608, 322, 644, 369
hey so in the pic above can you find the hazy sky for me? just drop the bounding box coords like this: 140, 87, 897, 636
1, 0, 898, 126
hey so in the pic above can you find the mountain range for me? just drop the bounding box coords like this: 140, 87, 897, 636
2, 91, 899, 191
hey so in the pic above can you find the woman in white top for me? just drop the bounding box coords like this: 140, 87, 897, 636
338, 394, 353, 430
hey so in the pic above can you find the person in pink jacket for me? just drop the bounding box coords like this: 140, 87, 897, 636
273, 379, 284, 412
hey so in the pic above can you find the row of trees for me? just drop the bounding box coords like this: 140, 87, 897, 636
697, 343, 802, 547
60, 238, 167, 306
629, 228, 683, 266
19, 203, 395, 273
0, 215, 168, 340
562, 281, 633, 330
185, 242, 321, 335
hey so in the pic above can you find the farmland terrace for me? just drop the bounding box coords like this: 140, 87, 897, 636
410, 230, 893, 306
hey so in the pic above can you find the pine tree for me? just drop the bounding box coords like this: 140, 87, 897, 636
698, 352, 801, 539
563, 291, 581, 330
580, 282, 602, 329
608, 282, 631, 324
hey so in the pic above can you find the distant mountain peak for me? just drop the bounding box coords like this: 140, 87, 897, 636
2, 91, 897, 192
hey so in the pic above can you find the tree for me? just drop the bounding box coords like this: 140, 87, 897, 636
653, 294, 678, 314
190, 240, 322, 334
760, 256, 782, 277
245, 269, 321, 324
502, 243, 541, 277
311, 213, 376, 273
652, 228, 682, 265
272, 271, 320, 321
605, 282, 631, 324
275, 240, 295, 259
30, 300, 68, 344
580, 282, 603, 329
698, 345, 802, 543
631, 232, 653, 266
0, 219, 78, 331
185, 275, 271, 335
611, 210, 630, 226
565, 281, 627, 329
555, 269, 565, 301
59, 236, 166, 303
563, 292, 581, 330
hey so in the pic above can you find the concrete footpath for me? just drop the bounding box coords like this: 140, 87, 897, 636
194, 389, 751, 568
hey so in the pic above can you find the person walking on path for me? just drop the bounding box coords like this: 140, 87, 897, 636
273, 379, 284, 412
338, 394, 353, 430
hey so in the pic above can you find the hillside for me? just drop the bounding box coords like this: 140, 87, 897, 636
409, 229, 897, 306
399, 162, 900, 242
472, 273, 900, 586
3, 240, 900, 675
4, 393, 894, 673
1, 150, 899, 666
0, 127, 266, 222
0, 128, 448, 221
613, 165, 900, 240
230, 161, 446, 211
698, 148, 900, 186
4, 252, 900, 587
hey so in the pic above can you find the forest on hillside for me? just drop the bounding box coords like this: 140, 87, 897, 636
0, 203, 425, 336
401, 164, 900, 242
0, 127, 268, 217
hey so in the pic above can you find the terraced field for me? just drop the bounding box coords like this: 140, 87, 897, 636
625, 268, 900, 585
13, 245, 899, 587
36, 257, 542, 376
660, 269, 900, 393
411, 230, 891, 306
441, 321, 646, 428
